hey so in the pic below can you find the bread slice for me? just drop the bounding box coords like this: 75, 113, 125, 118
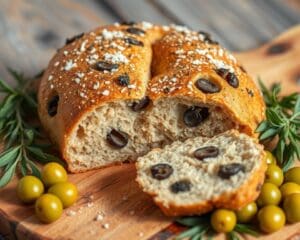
136, 130, 266, 216
38, 22, 265, 172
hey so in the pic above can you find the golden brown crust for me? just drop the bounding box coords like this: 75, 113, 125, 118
38, 22, 265, 171
38, 23, 163, 168
148, 31, 265, 136
151, 151, 267, 217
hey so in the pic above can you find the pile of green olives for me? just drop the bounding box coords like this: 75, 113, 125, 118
210, 151, 300, 234
17, 162, 78, 223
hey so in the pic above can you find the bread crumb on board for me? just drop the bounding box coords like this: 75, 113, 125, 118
66, 210, 77, 216
102, 223, 110, 229
95, 213, 104, 221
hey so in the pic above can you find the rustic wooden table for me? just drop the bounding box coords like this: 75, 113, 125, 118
0, 1, 300, 240
0, 0, 300, 83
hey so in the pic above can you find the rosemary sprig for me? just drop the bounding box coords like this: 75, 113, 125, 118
234, 223, 259, 237
175, 215, 210, 240
0, 69, 63, 188
256, 79, 300, 171
176, 215, 259, 240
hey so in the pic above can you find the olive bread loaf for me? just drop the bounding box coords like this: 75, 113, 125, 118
136, 130, 267, 216
38, 22, 265, 172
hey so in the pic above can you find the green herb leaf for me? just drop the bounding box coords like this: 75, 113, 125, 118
257, 80, 299, 170
24, 129, 34, 144
27, 160, 41, 178
255, 121, 269, 133
259, 127, 278, 141
175, 225, 207, 240
0, 69, 64, 188
176, 215, 209, 227
191, 232, 202, 240
0, 147, 20, 167
294, 94, 300, 113
0, 94, 17, 118
227, 231, 239, 240
0, 160, 18, 188
20, 157, 28, 176
26, 146, 47, 159
234, 224, 259, 237
0, 78, 15, 93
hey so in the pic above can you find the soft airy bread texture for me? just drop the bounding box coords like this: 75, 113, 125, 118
38, 22, 265, 173
136, 130, 266, 216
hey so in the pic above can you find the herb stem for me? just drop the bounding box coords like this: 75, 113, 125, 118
0, 70, 63, 187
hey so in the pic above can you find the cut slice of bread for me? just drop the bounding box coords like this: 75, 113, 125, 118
136, 130, 266, 216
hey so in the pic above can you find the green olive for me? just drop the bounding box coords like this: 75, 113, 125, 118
236, 202, 257, 223
265, 164, 284, 187
283, 193, 300, 223
210, 209, 236, 233
264, 151, 277, 165
17, 176, 44, 203
280, 182, 300, 199
35, 194, 63, 223
256, 183, 282, 207
48, 182, 78, 208
258, 205, 286, 233
285, 167, 300, 185
41, 162, 68, 187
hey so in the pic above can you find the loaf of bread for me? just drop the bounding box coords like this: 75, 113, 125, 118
136, 130, 266, 216
38, 22, 265, 173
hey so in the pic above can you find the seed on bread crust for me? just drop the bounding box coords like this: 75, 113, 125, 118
170, 180, 191, 193
48, 95, 59, 117
183, 106, 209, 127
150, 163, 173, 180
106, 129, 129, 148
218, 163, 245, 179
195, 78, 221, 93
194, 146, 219, 160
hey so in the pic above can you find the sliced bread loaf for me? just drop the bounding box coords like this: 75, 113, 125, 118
136, 130, 266, 216
38, 22, 265, 172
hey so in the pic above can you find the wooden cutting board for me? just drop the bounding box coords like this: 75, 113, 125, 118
0, 26, 300, 240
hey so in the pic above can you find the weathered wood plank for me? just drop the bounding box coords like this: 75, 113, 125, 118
1, 0, 300, 83
102, 0, 172, 24
0, 24, 300, 240
152, 0, 300, 50
0, 165, 172, 240
0, 0, 106, 84
234, 25, 300, 95
286, 0, 300, 10
0, 1, 300, 239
